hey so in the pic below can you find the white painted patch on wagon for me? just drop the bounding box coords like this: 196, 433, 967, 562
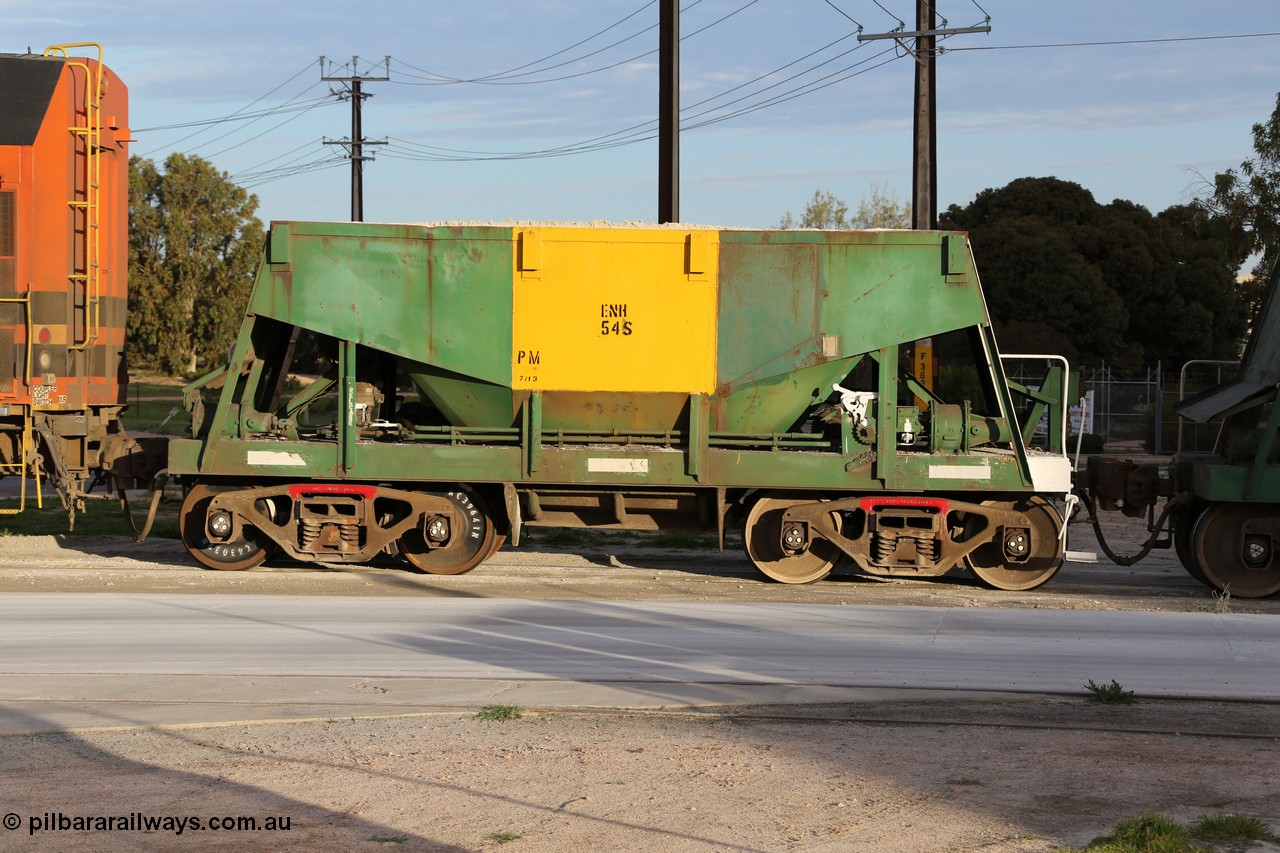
587, 458, 649, 474
928, 464, 991, 480
246, 450, 308, 467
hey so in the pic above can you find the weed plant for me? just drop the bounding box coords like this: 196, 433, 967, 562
1084, 679, 1136, 705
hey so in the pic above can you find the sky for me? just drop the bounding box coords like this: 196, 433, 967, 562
7, 1, 1280, 228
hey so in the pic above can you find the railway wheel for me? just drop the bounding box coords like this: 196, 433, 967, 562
964, 496, 1064, 591
1171, 501, 1212, 587
1192, 503, 1280, 599
743, 492, 841, 584
400, 486, 497, 575
179, 484, 271, 571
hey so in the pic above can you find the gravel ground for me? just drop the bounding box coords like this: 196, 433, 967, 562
2, 701, 1278, 852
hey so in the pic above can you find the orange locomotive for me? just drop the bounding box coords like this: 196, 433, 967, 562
0, 43, 159, 517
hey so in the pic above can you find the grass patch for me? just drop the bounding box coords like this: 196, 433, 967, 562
121, 381, 192, 436
0, 496, 181, 538
1189, 813, 1277, 843
1084, 678, 1136, 705
945, 777, 983, 787
1191, 590, 1233, 615
1061, 814, 1204, 852
475, 704, 523, 722
1057, 813, 1277, 852
485, 831, 522, 843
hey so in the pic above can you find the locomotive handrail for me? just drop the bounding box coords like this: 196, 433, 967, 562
44, 43, 105, 351
0, 418, 43, 514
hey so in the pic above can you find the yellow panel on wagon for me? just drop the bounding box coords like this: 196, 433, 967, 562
511, 227, 719, 392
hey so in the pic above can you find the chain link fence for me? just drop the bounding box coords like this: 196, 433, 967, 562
1075, 361, 1238, 455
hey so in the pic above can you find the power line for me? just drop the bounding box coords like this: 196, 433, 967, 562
135, 62, 324, 157
470, 1, 658, 82
199, 99, 333, 160
237, 157, 349, 189
389, 0, 702, 85
133, 1, 858, 175
374, 21, 880, 166
823, 1, 863, 30
134, 98, 333, 133
230, 139, 326, 179
940, 31, 1280, 52
870, 0, 905, 30
385, 0, 769, 88
375, 44, 901, 164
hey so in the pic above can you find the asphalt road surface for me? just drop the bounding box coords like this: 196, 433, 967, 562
1, 592, 1277, 731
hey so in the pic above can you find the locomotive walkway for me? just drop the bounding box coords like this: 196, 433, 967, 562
0, 593, 1276, 733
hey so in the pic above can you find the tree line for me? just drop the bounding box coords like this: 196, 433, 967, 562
127, 94, 1280, 376
780, 94, 1280, 369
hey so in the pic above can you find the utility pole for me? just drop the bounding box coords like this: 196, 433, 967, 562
658, 0, 679, 224
321, 56, 389, 222
859, 5, 989, 401
858, 3, 989, 229
911, 1, 937, 230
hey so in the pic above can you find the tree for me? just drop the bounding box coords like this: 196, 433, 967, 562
779, 189, 848, 229
852, 181, 910, 229
779, 184, 911, 230
941, 177, 1247, 366
1202, 92, 1280, 278
128, 154, 264, 375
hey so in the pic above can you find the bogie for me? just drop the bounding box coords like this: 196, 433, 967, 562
742, 491, 1065, 589
177, 481, 499, 574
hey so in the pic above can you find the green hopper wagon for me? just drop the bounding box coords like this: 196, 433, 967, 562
168, 222, 1074, 589
1083, 263, 1280, 598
